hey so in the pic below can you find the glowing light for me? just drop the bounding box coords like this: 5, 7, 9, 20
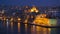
18, 18, 21, 21
10, 18, 13, 21
30, 6, 39, 13
18, 18, 21, 23
24, 19, 28, 23
33, 14, 50, 26
3, 16, 6, 20
33, 14, 51, 34
31, 9, 34, 12
36, 10, 39, 13
39, 14, 47, 18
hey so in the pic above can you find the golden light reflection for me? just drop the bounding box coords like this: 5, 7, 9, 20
11, 22, 13, 32
31, 25, 36, 34
36, 26, 41, 31
36, 26, 50, 34
18, 23, 20, 32
33, 14, 51, 34
25, 24, 27, 31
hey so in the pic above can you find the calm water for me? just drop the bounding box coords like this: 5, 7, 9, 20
0, 19, 60, 34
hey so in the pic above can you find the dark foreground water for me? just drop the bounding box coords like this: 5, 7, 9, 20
0, 19, 60, 34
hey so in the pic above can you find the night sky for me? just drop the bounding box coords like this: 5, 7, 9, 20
0, 0, 60, 7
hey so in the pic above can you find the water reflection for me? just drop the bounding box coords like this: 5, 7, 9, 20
0, 21, 51, 34
11, 22, 13, 32
18, 23, 20, 32
25, 24, 27, 34
0, 20, 60, 34
6, 21, 9, 28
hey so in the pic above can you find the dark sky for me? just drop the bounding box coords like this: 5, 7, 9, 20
0, 0, 60, 7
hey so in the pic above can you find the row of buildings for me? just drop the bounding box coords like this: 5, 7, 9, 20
0, 5, 60, 19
